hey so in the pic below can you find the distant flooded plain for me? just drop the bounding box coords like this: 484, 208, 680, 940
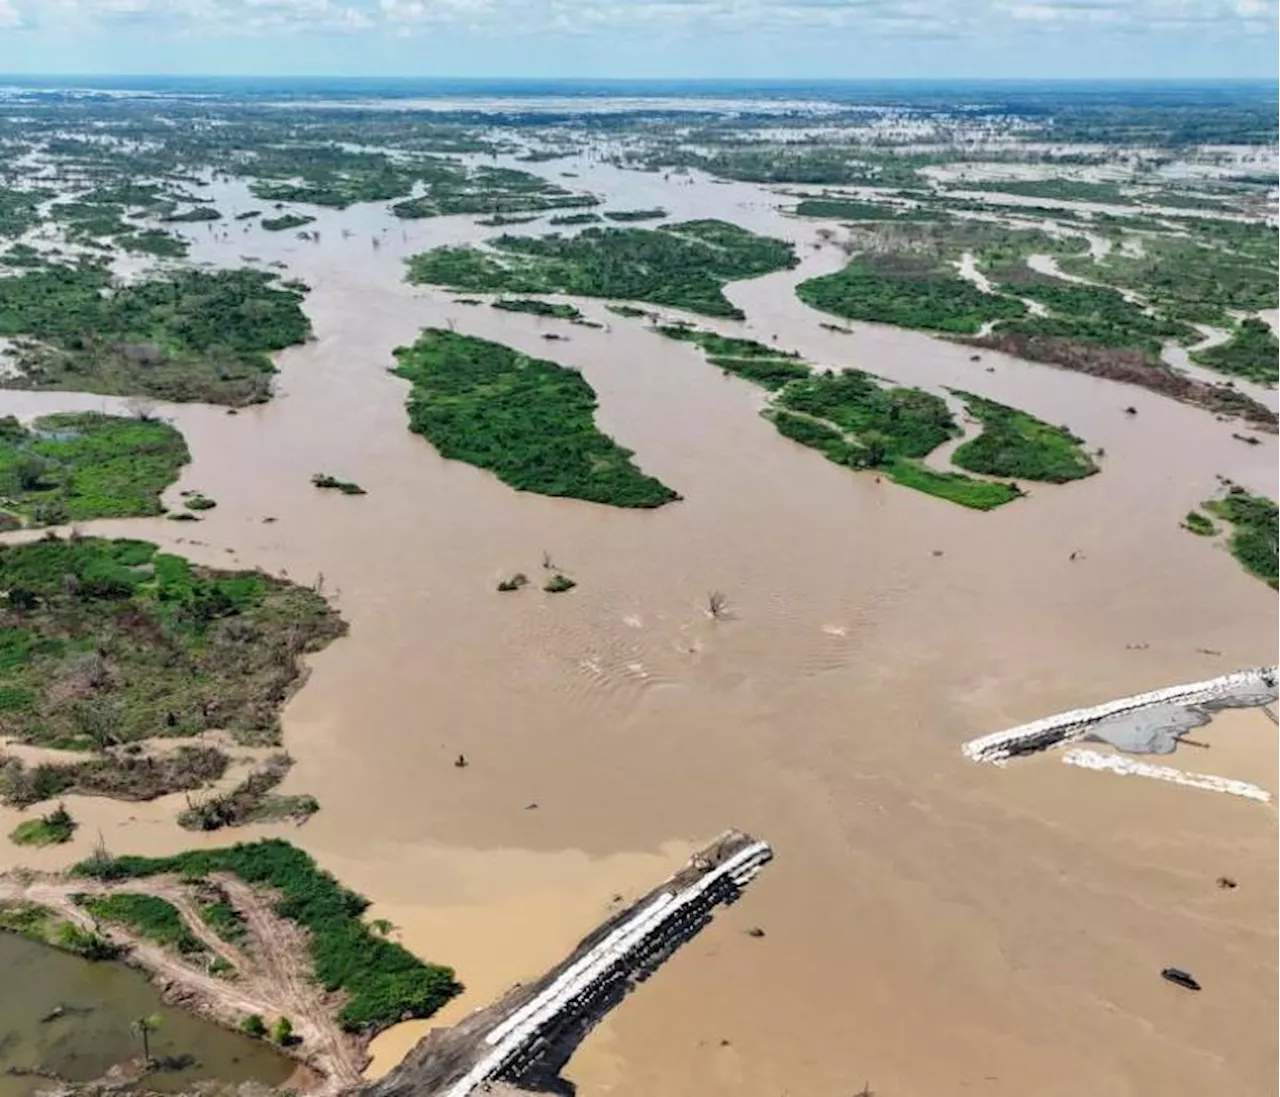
1, 155, 1275, 1097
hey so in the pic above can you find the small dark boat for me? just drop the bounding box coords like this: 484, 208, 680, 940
1161, 967, 1202, 991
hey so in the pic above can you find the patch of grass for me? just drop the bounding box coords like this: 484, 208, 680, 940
260, 214, 315, 232
0, 263, 310, 406
0, 412, 189, 527
797, 255, 1026, 334
74, 838, 463, 1033
491, 298, 583, 320
0, 535, 347, 751
406, 220, 796, 319
496, 573, 528, 592
606, 304, 652, 318
393, 329, 679, 508
881, 457, 1022, 510
550, 212, 601, 226
77, 892, 206, 955
1183, 510, 1216, 536
543, 573, 576, 593
311, 473, 366, 495
0, 901, 120, 959
183, 493, 216, 512
1192, 318, 1278, 385
1204, 483, 1278, 587
8, 802, 76, 846
950, 392, 1099, 482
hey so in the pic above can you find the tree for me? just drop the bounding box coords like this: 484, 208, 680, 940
14, 454, 52, 492
133, 1014, 161, 1064
241, 1013, 267, 1038
271, 1016, 293, 1045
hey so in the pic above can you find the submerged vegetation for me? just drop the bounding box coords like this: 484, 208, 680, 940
0, 535, 346, 751
260, 213, 315, 232
312, 473, 366, 495
178, 753, 318, 831
491, 298, 583, 320
0, 412, 189, 527
951, 393, 1099, 482
0, 263, 310, 405
1202, 483, 1278, 587
406, 220, 797, 318
392, 329, 679, 508
75, 838, 463, 1032
8, 802, 76, 846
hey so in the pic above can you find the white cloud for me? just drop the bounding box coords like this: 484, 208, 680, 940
1, 0, 1274, 36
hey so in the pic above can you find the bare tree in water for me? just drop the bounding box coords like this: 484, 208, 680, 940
706, 591, 729, 620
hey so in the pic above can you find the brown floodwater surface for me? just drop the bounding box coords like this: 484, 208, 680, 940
1, 161, 1275, 1097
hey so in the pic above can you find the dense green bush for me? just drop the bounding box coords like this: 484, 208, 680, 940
75, 839, 462, 1032
393, 330, 679, 508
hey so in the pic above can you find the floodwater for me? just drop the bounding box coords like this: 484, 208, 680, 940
0, 153, 1276, 1097
0, 934, 293, 1097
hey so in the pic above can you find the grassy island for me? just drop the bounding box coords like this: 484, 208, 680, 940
0, 412, 189, 527
8, 803, 76, 846
0, 264, 310, 405
406, 220, 797, 318
75, 838, 463, 1032
1202, 484, 1278, 587
951, 393, 1099, 482
393, 329, 679, 507
0, 535, 346, 751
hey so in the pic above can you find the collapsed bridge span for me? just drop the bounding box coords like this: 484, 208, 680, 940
365, 829, 772, 1097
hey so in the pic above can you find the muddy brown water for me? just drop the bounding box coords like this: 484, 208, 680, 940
0, 155, 1276, 1097
0, 933, 293, 1097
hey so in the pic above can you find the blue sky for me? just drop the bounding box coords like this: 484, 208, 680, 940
0, 0, 1276, 80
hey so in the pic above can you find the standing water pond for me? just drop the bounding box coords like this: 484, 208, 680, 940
0, 934, 294, 1097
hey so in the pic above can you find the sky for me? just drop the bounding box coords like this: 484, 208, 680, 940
0, 0, 1276, 81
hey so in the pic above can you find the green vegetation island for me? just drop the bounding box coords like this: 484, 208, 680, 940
393, 329, 679, 508
0, 412, 189, 528
655, 324, 1094, 510
406, 220, 797, 319
0, 535, 346, 766
1200, 483, 1278, 588
0, 263, 311, 405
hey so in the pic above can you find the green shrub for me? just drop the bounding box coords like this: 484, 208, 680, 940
78, 892, 205, 955
9, 802, 76, 846
241, 1014, 267, 1038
